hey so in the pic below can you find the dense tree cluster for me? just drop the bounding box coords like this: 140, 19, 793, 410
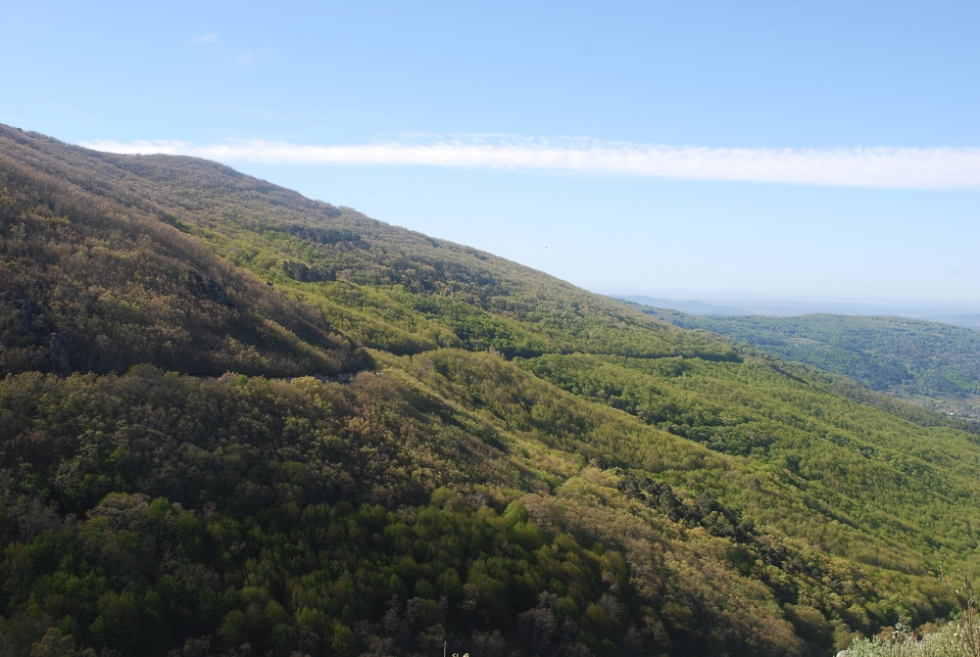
0, 145, 367, 379
0, 369, 840, 657
0, 124, 976, 656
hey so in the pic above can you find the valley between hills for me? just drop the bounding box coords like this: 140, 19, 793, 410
2, 124, 980, 657
637, 306, 980, 423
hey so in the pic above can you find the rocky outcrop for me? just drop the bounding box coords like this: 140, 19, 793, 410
14, 293, 47, 335
6, 295, 75, 376
48, 332, 74, 377
195, 275, 231, 306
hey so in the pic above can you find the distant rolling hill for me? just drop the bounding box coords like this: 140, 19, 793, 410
634, 305, 980, 422
5, 124, 980, 657
615, 295, 980, 330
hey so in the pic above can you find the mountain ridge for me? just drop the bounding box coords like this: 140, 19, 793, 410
1, 124, 978, 657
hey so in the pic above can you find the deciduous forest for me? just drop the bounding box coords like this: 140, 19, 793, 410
2, 125, 979, 657
638, 308, 980, 421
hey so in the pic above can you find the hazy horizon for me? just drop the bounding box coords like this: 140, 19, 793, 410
604, 291, 979, 311
607, 293, 980, 328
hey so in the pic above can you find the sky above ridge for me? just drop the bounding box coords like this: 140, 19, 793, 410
2, 1, 979, 305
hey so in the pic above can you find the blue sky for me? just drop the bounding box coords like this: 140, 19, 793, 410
3, 1, 979, 305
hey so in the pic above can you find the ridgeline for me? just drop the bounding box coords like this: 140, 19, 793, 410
2, 125, 979, 657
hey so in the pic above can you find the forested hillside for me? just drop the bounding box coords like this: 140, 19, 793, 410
2, 125, 980, 657
637, 308, 980, 421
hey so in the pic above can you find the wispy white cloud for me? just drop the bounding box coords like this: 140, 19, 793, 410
191, 32, 219, 44
79, 136, 980, 190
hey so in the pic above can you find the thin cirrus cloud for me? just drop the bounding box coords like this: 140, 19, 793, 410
79, 137, 980, 190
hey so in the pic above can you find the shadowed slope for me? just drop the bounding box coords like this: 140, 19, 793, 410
0, 127, 368, 377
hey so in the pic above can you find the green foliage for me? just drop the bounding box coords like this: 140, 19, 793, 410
0, 143, 368, 378
2, 124, 980, 657
0, 369, 630, 655
639, 306, 980, 421
848, 621, 961, 656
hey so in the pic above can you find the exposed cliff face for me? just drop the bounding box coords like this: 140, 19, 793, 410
47, 331, 74, 377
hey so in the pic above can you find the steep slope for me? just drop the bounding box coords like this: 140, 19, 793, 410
1, 125, 979, 657
4, 126, 739, 363
0, 131, 368, 378
637, 306, 980, 421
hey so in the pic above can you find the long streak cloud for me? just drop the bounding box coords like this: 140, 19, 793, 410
80, 137, 980, 190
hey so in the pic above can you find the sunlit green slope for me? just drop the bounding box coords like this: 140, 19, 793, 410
2, 125, 979, 657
